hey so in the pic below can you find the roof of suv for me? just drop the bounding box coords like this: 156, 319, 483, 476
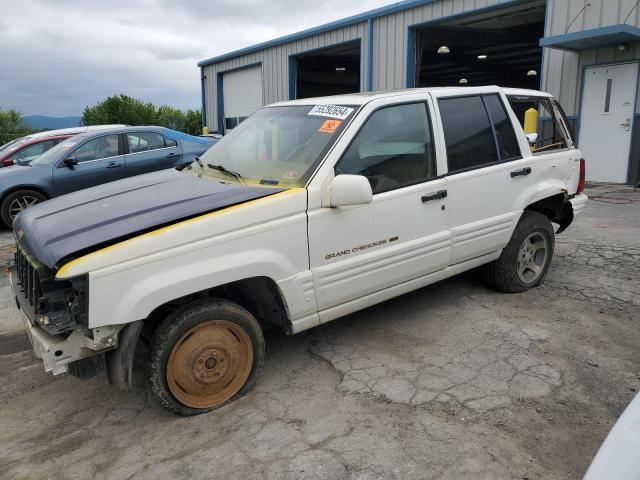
272, 86, 552, 107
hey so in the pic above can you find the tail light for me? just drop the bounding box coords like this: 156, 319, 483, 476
577, 158, 586, 194
2, 159, 13, 168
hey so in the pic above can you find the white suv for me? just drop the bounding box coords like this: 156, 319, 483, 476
10, 86, 587, 415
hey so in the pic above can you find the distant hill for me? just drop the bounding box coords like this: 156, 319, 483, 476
23, 115, 83, 131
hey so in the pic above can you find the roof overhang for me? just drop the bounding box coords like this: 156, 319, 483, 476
540, 24, 640, 52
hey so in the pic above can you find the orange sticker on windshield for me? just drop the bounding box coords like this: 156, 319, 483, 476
318, 119, 341, 133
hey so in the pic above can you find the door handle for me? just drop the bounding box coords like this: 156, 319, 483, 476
167, 152, 178, 158
421, 190, 447, 202
621, 119, 631, 131
106, 161, 121, 169
510, 167, 531, 178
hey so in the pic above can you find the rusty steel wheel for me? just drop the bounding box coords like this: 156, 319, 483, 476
149, 299, 265, 416
166, 320, 254, 409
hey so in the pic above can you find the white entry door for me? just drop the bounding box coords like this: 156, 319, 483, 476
579, 62, 638, 183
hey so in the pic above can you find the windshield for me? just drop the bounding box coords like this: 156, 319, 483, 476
194, 104, 357, 187
0, 137, 30, 155
29, 136, 84, 166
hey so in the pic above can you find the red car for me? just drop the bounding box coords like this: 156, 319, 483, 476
0, 134, 73, 167
0, 125, 126, 167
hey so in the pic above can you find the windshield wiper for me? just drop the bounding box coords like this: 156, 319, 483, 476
207, 163, 245, 185
176, 156, 204, 171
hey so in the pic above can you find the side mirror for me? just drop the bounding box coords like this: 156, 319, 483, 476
525, 133, 538, 146
64, 157, 78, 168
330, 174, 372, 208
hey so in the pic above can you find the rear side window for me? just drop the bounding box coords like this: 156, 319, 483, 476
335, 102, 437, 194
127, 132, 166, 153
439, 96, 497, 172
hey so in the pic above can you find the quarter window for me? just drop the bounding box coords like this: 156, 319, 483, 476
508, 95, 572, 153
166, 138, 178, 147
127, 132, 166, 153
335, 103, 437, 194
439, 96, 498, 172
72, 134, 120, 162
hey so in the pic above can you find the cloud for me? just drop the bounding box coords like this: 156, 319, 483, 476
0, 0, 390, 116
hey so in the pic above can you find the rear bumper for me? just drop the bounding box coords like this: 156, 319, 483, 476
9, 270, 121, 375
570, 193, 588, 217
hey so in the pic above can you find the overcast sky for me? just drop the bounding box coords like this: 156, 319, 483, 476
0, 0, 391, 116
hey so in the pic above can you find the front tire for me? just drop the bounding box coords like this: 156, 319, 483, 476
1, 189, 47, 227
148, 299, 265, 416
483, 211, 555, 293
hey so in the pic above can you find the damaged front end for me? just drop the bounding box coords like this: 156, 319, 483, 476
10, 243, 124, 376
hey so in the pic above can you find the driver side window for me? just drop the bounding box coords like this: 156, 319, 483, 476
335, 102, 437, 194
72, 134, 120, 162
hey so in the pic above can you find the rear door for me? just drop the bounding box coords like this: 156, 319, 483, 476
52, 133, 126, 195
124, 131, 182, 177
435, 93, 535, 264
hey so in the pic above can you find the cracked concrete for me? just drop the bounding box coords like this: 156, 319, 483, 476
310, 317, 560, 411
1, 184, 639, 479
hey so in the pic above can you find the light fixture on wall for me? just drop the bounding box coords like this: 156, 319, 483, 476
477, 54, 487, 60
335, 67, 346, 71
459, 78, 468, 84
437, 46, 450, 54
617, 43, 628, 52
527, 70, 538, 77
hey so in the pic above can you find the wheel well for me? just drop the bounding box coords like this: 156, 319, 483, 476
524, 193, 573, 233
143, 276, 291, 337
0, 185, 50, 205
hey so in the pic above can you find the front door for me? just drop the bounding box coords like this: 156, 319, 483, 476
53, 133, 126, 195
308, 101, 449, 312
579, 62, 638, 183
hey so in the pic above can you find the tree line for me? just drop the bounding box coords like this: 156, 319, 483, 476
1, 94, 203, 145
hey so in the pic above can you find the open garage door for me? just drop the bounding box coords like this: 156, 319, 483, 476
412, 0, 545, 90
294, 41, 360, 99
223, 65, 263, 132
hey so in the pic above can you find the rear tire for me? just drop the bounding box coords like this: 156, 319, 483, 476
483, 211, 555, 293
1, 189, 47, 227
148, 299, 265, 416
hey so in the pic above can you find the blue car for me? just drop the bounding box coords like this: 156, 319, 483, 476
0, 126, 215, 226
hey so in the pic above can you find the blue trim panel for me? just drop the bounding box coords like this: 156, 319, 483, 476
200, 67, 206, 129
216, 72, 224, 135
198, 0, 446, 67
367, 18, 374, 91
540, 24, 640, 52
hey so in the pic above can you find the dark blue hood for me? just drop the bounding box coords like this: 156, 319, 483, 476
14, 169, 284, 269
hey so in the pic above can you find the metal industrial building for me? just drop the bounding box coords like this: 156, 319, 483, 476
198, 0, 640, 185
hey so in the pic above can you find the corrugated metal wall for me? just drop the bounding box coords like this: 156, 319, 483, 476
202, 0, 516, 131
203, 0, 640, 130
542, 0, 640, 116
203, 23, 368, 131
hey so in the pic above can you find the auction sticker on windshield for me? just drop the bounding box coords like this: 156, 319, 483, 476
308, 105, 354, 120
